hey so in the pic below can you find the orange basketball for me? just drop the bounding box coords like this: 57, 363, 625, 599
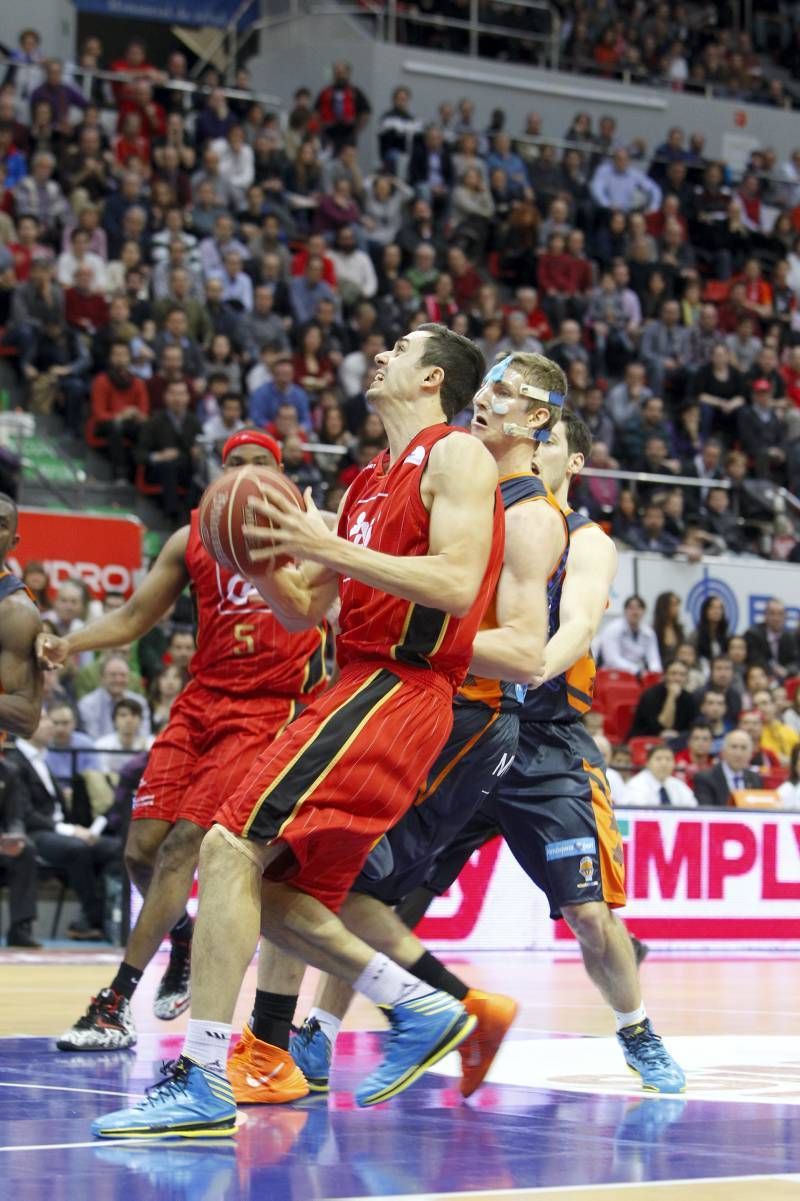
198, 465, 305, 576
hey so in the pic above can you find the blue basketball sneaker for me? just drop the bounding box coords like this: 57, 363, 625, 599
91, 1056, 237, 1139
356, 990, 477, 1108
617, 1020, 686, 1093
290, 1018, 333, 1093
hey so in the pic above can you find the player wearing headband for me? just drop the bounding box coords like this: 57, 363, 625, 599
41, 432, 327, 1068
379, 412, 685, 1094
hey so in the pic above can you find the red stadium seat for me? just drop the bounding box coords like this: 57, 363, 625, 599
603, 700, 636, 743
595, 670, 640, 719
640, 671, 663, 690
785, 676, 800, 702
595, 679, 641, 725
84, 415, 108, 450
758, 767, 789, 790
596, 668, 639, 690
628, 736, 662, 767
134, 463, 188, 500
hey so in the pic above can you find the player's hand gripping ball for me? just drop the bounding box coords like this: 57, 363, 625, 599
198, 465, 305, 576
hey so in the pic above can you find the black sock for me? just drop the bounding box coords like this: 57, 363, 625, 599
395, 887, 437, 930
169, 913, 193, 946
409, 951, 468, 1001
110, 961, 144, 1001
250, 990, 298, 1050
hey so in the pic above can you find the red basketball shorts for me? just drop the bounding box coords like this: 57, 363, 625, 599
132, 680, 297, 829
214, 662, 455, 911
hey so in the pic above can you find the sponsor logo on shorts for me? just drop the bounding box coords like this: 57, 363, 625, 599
545, 836, 597, 862
132, 793, 155, 811
578, 855, 595, 883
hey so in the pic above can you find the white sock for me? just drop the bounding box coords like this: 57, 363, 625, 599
353, 953, 435, 1008
309, 1007, 343, 1046
614, 1003, 647, 1032
183, 1019, 232, 1075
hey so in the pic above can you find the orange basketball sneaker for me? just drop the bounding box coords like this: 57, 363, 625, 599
228, 1024, 309, 1105
458, 989, 519, 1098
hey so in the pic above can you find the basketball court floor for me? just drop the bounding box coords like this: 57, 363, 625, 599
1, 947, 798, 1201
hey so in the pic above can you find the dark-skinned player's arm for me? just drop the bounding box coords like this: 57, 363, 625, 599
468, 500, 566, 685
0, 595, 43, 737
536, 524, 618, 685
36, 527, 191, 669
244, 433, 498, 620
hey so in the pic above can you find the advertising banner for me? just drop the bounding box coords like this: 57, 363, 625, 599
419, 807, 800, 951
612, 551, 800, 633
73, 0, 257, 29
11, 508, 145, 599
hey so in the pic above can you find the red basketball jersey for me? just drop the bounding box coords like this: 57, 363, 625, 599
336, 425, 504, 692
184, 511, 328, 699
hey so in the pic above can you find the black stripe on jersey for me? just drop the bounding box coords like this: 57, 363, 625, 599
242, 669, 402, 841
301, 625, 329, 695
500, 476, 546, 509
391, 603, 450, 668
567, 683, 594, 708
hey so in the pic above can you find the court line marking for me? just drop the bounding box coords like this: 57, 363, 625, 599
0, 1081, 135, 1098
331, 1175, 800, 1200
0, 1139, 153, 1153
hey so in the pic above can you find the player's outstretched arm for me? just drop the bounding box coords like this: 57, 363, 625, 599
469, 501, 565, 684
37, 527, 191, 667
539, 525, 618, 684
0, 596, 42, 737
246, 435, 498, 618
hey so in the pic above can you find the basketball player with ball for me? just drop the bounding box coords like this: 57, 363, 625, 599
93, 323, 505, 1138
39, 432, 330, 1054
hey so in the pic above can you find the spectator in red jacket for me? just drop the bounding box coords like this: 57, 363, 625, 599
446, 246, 483, 311
315, 61, 371, 152
65, 264, 109, 334
511, 285, 553, 343
674, 721, 716, 786
291, 234, 338, 288
91, 340, 149, 483
781, 345, 800, 407
110, 40, 162, 107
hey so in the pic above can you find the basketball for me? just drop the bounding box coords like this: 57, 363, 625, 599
198, 465, 305, 576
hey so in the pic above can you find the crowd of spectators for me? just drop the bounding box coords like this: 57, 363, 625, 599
2, 17, 800, 946
0, 27, 800, 545
392, 0, 797, 110
0, 568, 194, 946
588, 588, 800, 809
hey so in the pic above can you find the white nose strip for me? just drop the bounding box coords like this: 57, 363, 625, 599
490, 398, 511, 415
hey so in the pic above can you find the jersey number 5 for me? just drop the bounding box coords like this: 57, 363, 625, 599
233, 623, 255, 655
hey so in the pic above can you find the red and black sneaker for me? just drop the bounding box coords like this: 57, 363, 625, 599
56, 987, 136, 1052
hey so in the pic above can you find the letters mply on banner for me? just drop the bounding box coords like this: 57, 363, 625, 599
416, 808, 800, 950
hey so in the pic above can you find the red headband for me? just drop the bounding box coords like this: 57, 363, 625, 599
221, 430, 283, 466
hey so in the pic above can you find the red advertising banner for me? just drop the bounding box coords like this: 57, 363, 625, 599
416, 809, 800, 950
10, 508, 145, 598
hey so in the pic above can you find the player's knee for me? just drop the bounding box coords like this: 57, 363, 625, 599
197, 823, 250, 881
561, 902, 613, 953
156, 822, 205, 876
124, 823, 165, 876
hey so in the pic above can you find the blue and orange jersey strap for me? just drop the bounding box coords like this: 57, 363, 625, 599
563, 508, 598, 537
0, 568, 35, 606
